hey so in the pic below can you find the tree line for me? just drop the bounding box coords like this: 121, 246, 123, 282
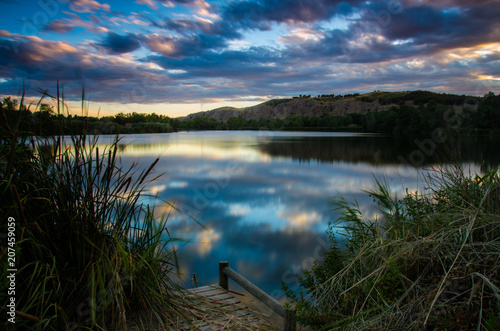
181, 92, 500, 135
0, 97, 180, 135
2, 92, 499, 136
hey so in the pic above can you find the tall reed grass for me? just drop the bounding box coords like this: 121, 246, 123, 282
284, 165, 500, 330
0, 92, 195, 330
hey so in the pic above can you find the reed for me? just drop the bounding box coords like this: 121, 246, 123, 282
0, 91, 195, 330
284, 165, 500, 330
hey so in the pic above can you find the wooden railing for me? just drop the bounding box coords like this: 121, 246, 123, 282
219, 261, 296, 331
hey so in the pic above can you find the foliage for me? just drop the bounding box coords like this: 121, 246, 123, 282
264, 98, 293, 107
0, 93, 195, 329
283, 166, 500, 330
178, 91, 499, 135
2, 90, 499, 136
0, 95, 177, 135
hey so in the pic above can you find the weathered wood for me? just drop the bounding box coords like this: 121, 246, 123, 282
219, 262, 297, 331
181, 285, 276, 330
219, 261, 229, 289
222, 266, 285, 318
284, 307, 297, 331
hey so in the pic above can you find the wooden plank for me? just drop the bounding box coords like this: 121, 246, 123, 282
216, 299, 243, 308
176, 284, 276, 330
188, 285, 223, 295
205, 293, 235, 300
218, 263, 296, 331
222, 267, 285, 318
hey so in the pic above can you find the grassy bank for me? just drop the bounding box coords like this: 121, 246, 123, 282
0, 93, 197, 329
0, 92, 277, 330
284, 166, 500, 330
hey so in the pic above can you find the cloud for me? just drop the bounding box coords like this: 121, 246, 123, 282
149, 184, 167, 195
70, 0, 111, 13
0, 35, 78, 76
194, 228, 221, 256
144, 10, 242, 48
403, 0, 497, 8
183, 0, 218, 19
367, 1, 500, 55
279, 27, 324, 43
42, 19, 75, 33
148, 16, 214, 35
0, 30, 12, 38
142, 0, 359, 61
0, 33, 175, 103
1, 0, 499, 111
149, 0, 218, 18
270, 0, 500, 67
96, 32, 142, 54
143, 32, 228, 58
278, 211, 322, 227
42, 13, 109, 34
136, 0, 159, 10
221, 0, 358, 26
229, 203, 251, 216
143, 45, 284, 85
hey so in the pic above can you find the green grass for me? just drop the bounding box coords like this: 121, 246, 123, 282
0, 89, 282, 330
283, 165, 500, 330
0, 92, 196, 330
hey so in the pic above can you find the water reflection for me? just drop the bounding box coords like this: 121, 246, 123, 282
93, 131, 497, 298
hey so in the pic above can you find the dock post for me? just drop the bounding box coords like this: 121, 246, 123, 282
219, 261, 229, 290
284, 307, 296, 331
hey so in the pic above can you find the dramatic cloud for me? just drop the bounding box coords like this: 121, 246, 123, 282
42, 13, 109, 34
42, 19, 75, 33
221, 0, 358, 25
0, 34, 79, 78
143, 32, 228, 57
0, 0, 499, 116
375, 2, 500, 51
70, 0, 111, 13
136, 0, 160, 10
96, 32, 142, 54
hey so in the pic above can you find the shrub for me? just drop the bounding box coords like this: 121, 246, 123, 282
284, 166, 500, 330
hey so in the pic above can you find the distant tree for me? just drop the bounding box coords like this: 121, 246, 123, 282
114, 113, 126, 125
2, 97, 19, 111
227, 116, 247, 130
146, 112, 160, 122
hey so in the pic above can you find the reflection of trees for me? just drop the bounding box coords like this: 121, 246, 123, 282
450, 135, 500, 172
257, 137, 398, 165
256, 135, 500, 168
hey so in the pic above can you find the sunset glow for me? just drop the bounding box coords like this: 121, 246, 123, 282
1, 0, 499, 117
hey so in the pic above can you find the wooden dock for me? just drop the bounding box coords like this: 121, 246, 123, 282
172, 261, 296, 330
174, 284, 279, 330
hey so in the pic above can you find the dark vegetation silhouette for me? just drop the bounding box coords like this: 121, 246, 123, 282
2, 90, 499, 135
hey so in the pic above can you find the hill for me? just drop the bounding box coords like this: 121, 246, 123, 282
179, 91, 473, 122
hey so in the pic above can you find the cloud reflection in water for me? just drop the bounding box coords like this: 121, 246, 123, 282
96, 131, 493, 297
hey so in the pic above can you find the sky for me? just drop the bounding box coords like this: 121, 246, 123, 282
0, 0, 499, 117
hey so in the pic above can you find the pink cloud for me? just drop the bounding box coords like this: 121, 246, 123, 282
0, 30, 12, 38
69, 0, 111, 13
46, 12, 109, 33
43, 19, 75, 33
135, 0, 159, 10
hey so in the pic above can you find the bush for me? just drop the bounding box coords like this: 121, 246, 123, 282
284, 166, 500, 330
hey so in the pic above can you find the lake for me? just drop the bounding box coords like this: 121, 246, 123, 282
96, 130, 499, 301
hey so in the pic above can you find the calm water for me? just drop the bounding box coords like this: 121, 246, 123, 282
95, 131, 498, 300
